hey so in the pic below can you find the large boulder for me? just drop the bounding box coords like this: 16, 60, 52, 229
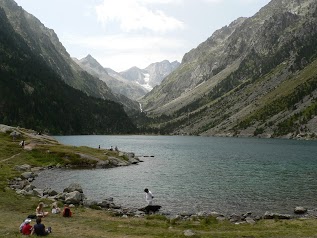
63, 183, 83, 193
55, 192, 67, 201
65, 191, 83, 204
43, 188, 58, 196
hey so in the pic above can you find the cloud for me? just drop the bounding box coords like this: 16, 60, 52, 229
95, 0, 184, 33
64, 34, 184, 51
201, 0, 265, 4
62, 33, 185, 71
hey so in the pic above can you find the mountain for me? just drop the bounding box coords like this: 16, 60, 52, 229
118, 60, 180, 91
0, 0, 135, 109
75, 55, 148, 101
140, 0, 317, 139
0, 1, 137, 134
145, 60, 181, 87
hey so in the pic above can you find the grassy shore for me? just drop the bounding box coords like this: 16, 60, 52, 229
1, 127, 317, 238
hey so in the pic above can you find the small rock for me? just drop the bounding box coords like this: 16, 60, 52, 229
15, 164, 31, 171
83, 199, 98, 207
263, 212, 292, 220
245, 217, 256, 224
216, 216, 226, 222
21, 172, 34, 180
184, 229, 196, 237
294, 206, 307, 214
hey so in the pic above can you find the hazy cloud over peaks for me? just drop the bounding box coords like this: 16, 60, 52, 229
96, 0, 185, 32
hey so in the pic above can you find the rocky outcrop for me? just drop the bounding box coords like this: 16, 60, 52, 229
75, 151, 142, 169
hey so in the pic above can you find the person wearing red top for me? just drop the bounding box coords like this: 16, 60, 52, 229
62, 204, 72, 217
21, 219, 33, 235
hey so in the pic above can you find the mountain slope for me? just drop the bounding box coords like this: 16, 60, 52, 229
140, 0, 317, 138
0, 0, 119, 102
0, 6, 137, 135
119, 60, 180, 91
75, 55, 148, 101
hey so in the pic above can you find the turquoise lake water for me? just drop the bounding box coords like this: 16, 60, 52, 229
32, 135, 317, 216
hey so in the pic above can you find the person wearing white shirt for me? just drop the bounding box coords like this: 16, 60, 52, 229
144, 188, 154, 205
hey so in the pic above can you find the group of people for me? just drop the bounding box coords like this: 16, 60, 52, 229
20, 189, 155, 235
20, 217, 51, 236
20, 202, 72, 236
98, 145, 119, 151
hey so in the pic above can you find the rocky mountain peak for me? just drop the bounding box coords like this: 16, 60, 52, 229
80, 54, 108, 76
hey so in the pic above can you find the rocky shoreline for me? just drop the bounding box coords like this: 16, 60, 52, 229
9, 163, 317, 225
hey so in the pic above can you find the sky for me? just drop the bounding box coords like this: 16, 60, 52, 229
14, 0, 271, 72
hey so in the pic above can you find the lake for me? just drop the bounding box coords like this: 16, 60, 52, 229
32, 135, 317, 216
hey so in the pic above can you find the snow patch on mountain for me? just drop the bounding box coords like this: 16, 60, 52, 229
137, 73, 153, 91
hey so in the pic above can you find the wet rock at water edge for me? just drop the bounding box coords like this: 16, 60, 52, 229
294, 206, 307, 214
263, 211, 292, 219
65, 191, 85, 204
63, 183, 83, 193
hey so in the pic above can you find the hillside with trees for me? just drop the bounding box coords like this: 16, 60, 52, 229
0, 7, 137, 135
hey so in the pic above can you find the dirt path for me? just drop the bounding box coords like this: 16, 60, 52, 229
0, 153, 21, 163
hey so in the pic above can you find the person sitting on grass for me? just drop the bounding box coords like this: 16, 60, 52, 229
32, 217, 51, 236
36, 202, 49, 217
62, 204, 72, 217
20, 218, 32, 235
51, 203, 61, 214
21, 218, 33, 235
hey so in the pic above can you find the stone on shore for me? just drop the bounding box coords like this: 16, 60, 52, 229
294, 206, 307, 214
83, 199, 99, 207
65, 191, 84, 204
263, 211, 292, 219
15, 164, 31, 171
43, 188, 58, 196
63, 183, 83, 193
184, 229, 196, 237
21, 172, 35, 180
